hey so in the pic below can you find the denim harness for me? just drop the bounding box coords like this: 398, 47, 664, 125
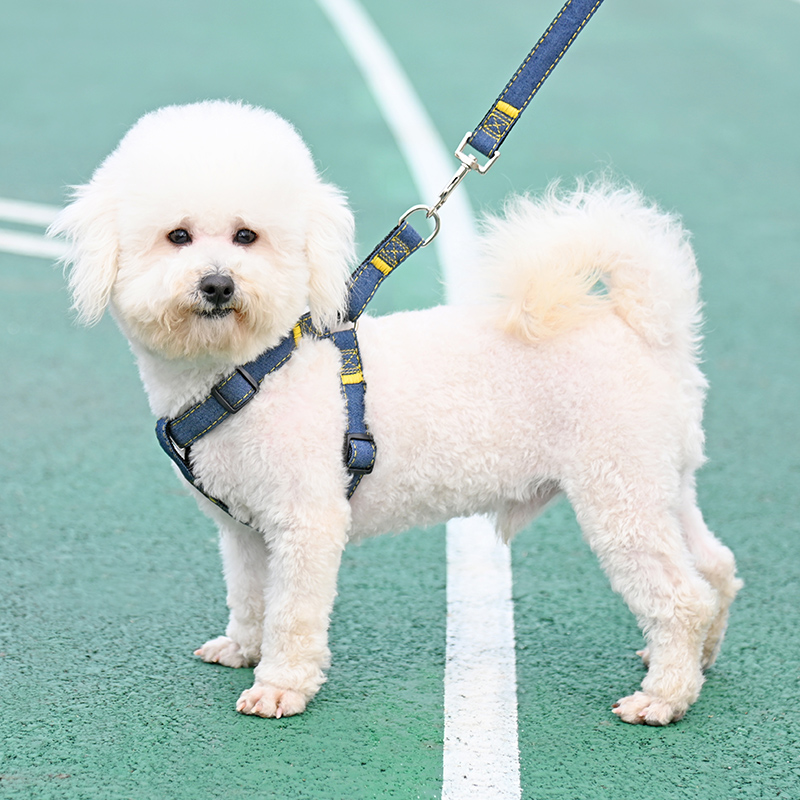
155, 0, 603, 517
156, 221, 423, 510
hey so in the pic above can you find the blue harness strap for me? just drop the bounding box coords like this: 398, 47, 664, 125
330, 327, 376, 497
155, 315, 317, 513
468, 0, 604, 160
346, 220, 424, 322
156, 416, 233, 513
155, 313, 379, 506
166, 324, 303, 450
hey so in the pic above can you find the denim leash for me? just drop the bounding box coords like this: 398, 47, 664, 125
155, 0, 604, 517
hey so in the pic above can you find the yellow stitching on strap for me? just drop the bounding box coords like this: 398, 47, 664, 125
340, 370, 364, 385
293, 323, 302, 346
496, 100, 519, 118
371, 254, 393, 275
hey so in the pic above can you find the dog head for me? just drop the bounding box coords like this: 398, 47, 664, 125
51, 101, 355, 363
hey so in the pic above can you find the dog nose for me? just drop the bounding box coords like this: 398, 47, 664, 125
199, 273, 235, 307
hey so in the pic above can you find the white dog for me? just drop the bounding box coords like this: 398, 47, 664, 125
51, 100, 741, 725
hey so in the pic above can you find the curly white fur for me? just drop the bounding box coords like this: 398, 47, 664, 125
51, 100, 741, 725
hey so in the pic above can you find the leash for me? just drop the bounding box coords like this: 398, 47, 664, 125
156, 0, 604, 518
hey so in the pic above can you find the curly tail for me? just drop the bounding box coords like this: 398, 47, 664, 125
477, 181, 704, 364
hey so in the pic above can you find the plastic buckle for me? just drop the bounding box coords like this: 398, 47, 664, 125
210, 366, 259, 414
344, 432, 376, 475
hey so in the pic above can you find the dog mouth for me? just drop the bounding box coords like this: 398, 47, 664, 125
197, 307, 235, 319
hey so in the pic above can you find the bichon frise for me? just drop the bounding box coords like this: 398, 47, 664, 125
51, 100, 741, 725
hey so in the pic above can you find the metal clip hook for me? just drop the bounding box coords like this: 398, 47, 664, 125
399, 133, 502, 248
428, 162, 471, 218
427, 132, 502, 218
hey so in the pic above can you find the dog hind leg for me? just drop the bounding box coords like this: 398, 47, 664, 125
568, 473, 718, 725
636, 478, 741, 672
679, 478, 742, 668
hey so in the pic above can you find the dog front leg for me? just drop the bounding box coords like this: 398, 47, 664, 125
195, 518, 267, 668
236, 512, 348, 719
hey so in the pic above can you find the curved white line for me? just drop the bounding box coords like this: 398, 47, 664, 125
0, 228, 66, 259
315, 2, 521, 798
0, 196, 60, 227
315, 0, 481, 303
0, 198, 63, 258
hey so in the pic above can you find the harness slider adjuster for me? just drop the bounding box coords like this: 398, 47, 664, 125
344, 432, 376, 475
210, 366, 259, 414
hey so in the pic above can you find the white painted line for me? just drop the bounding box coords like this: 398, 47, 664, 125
315, 0, 481, 302
315, 2, 521, 798
0, 197, 60, 227
0, 228, 67, 259
443, 518, 521, 800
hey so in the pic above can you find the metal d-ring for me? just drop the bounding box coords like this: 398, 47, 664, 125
398, 204, 441, 247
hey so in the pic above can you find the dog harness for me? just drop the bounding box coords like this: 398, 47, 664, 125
155, 0, 604, 517
156, 221, 424, 510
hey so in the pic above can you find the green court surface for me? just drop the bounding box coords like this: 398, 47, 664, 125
2, 1, 799, 798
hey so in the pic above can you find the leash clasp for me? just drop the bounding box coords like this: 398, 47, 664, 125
455, 131, 501, 175
427, 131, 502, 219
401, 132, 503, 246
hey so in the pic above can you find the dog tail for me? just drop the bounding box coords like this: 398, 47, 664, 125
477, 180, 703, 361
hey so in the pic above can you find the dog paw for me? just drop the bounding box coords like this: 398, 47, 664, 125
195, 636, 258, 668
612, 691, 686, 726
236, 683, 308, 719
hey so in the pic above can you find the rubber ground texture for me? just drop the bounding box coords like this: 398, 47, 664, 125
1, 1, 799, 798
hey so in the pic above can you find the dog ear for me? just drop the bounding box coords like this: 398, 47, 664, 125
305, 181, 355, 330
48, 181, 119, 326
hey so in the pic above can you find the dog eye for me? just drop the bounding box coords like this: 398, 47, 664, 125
234, 229, 257, 245
167, 229, 192, 246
